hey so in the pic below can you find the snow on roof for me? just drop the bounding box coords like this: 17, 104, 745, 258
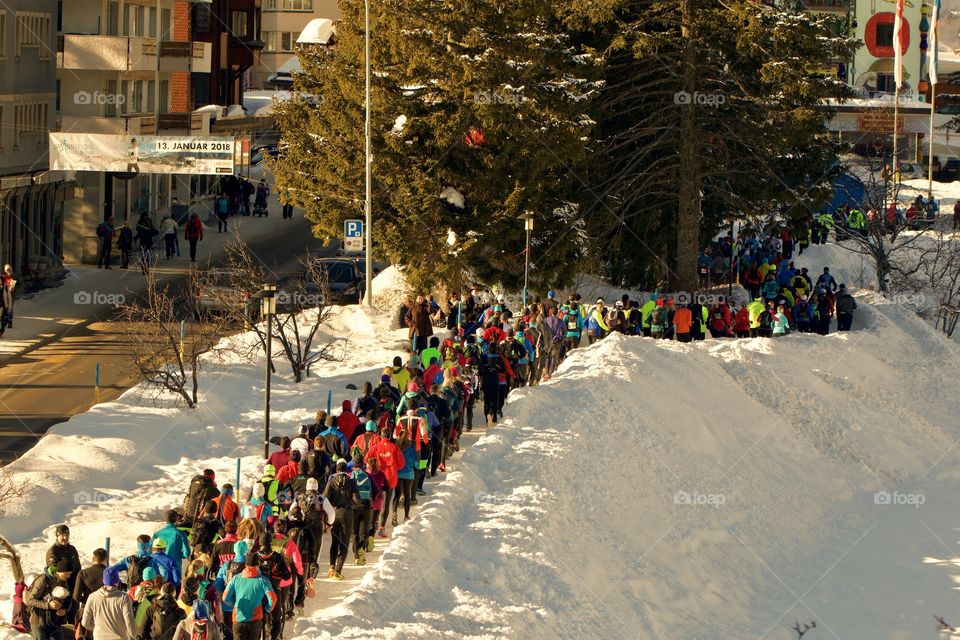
296, 18, 335, 45
391, 115, 408, 135
276, 56, 302, 75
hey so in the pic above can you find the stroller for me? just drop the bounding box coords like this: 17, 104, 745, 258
253, 183, 269, 217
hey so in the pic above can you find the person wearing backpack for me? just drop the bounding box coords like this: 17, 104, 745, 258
190, 502, 224, 559
96, 216, 116, 269
793, 298, 812, 333
350, 454, 378, 566
138, 582, 183, 640
284, 510, 318, 613
393, 429, 419, 527
835, 284, 857, 331
181, 471, 220, 524
322, 460, 358, 580
215, 194, 230, 233
288, 478, 335, 574
214, 541, 249, 640
254, 534, 290, 640
222, 553, 276, 640
170, 599, 221, 640
304, 441, 332, 487
25, 560, 74, 639
350, 420, 381, 460
269, 521, 303, 624
318, 417, 348, 461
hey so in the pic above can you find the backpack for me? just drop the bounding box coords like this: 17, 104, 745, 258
190, 517, 219, 547
275, 485, 294, 514
304, 450, 329, 481
96, 223, 107, 238
351, 469, 372, 501
150, 594, 184, 640
295, 490, 326, 528
322, 432, 346, 460
125, 554, 152, 588
182, 475, 217, 521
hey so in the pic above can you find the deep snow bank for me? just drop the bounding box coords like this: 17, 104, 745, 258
291, 301, 960, 640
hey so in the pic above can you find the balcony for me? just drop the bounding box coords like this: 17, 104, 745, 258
57, 114, 156, 135
803, 0, 854, 11
159, 41, 212, 74
157, 112, 205, 134
57, 34, 157, 72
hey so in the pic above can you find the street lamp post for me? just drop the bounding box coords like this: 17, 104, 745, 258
261, 284, 277, 459
519, 211, 534, 307
363, 0, 373, 306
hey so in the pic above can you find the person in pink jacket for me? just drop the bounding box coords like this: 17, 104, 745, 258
272, 520, 303, 623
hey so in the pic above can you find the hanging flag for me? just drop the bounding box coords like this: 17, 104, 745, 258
894, 0, 906, 88
930, 0, 941, 85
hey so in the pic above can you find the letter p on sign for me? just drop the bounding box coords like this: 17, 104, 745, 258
344, 219, 364, 253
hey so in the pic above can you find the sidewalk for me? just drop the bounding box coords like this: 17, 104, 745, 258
0, 197, 298, 362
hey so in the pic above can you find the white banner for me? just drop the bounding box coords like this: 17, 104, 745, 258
49, 133, 235, 175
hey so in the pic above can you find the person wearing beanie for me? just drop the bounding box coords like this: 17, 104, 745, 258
267, 436, 292, 472
107, 534, 152, 591
25, 557, 75, 635
223, 553, 276, 640
355, 381, 378, 418
45, 524, 81, 594
38, 584, 74, 640
171, 598, 223, 640
254, 534, 290, 640
338, 400, 362, 444
350, 420, 381, 459
214, 538, 250, 635
322, 460, 357, 580
319, 415, 348, 460
139, 582, 184, 640
81, 567, 136, 640
212, 483, 240, 525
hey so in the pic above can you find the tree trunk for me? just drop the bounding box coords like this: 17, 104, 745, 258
676, 0, 701, 292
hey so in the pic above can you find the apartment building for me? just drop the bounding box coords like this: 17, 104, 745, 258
191, 0, 263, 106
0, 1, 61, 281
57, 0, 212, 263
254, 0, 339, 89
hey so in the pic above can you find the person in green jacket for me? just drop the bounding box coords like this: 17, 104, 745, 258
640, 297, 657, 337
746, 298, 765, 338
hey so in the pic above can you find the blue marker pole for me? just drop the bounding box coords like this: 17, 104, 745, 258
235, 457, 241, 498
94, 363, 101, 404
104, 537, 110, 565
327, 389, 332, 415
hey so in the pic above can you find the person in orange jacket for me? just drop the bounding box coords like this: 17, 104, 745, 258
365, 425, 402, 538
673, 305, 694, 343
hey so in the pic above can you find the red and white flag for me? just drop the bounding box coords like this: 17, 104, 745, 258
894, 0, 906, 88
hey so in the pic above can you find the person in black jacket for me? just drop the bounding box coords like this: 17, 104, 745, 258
45, 525, 82, 594
256, 534, 291, 640
835, 284, 857, 331
73, 548, 107, 630
322, 460, 357, 580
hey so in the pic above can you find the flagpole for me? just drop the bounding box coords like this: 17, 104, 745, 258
893, 84, 900, 185
928, 83, 936, 201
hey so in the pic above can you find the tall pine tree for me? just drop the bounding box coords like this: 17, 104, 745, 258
272, 0, 602, 292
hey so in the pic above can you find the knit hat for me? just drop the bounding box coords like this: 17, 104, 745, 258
407, 381, 418, 393
102, 568, 120, 587
55, 559, 73, 572
366, 420, 376, 432
142, 567, 157, 581
233, 540, 249, 563
381, 374, 392, 384
51, 587, 70, 600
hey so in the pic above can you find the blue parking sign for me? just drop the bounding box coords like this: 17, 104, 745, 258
344, 219, 364, 253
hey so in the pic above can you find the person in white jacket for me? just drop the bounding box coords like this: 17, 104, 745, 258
158, 215, 179, 259
80, 568, 135, 640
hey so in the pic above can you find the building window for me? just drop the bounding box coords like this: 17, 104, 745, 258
14, 103, 47, 148
231, 11, 248, 38
264, 0, 313, 9
876, 23, 893, 48
15, 12, 51, 59
876, 73, 895, 94
193, 4, 210, 34
265, 31, 298, 52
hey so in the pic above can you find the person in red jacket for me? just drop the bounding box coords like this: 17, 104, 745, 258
351, 420, 381, 457
184, 212, 204, 262
275, 451, 301, 485
338, 400, 361, 445
708, 302, 732, 338
365, 425, 402, 537
733, 302, 751, 338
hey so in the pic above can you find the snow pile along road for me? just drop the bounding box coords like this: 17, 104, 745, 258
294, 300, 960, 640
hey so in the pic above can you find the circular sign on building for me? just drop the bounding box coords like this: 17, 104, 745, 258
865, 12, 910, 59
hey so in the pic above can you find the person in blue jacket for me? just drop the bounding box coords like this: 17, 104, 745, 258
215, 540, 250, 635
146, 539, 181, 587
150, 510, 190, 566
223, 554, 277, 640
563, 301, 584, 353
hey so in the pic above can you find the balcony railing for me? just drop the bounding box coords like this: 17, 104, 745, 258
159, 40, 212, 73
57, 34, 157, 72
803, 0, 854, 11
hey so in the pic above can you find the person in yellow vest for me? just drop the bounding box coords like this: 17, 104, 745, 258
746, 298, 765, 338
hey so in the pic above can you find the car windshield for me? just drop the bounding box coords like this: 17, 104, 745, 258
321, 262, 355, 284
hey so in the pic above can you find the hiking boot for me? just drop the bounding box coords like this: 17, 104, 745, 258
355, 548, 366, 565
367, 535, 375, 552
391, 512, 398, 527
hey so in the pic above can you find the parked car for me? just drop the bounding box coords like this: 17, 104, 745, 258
933, 158, 960, 182
898, 162, 926, 180
300, 258, 365, 304
194, 268, 257, 320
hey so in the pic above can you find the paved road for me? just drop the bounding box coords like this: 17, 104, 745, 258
0, 216, 331, 464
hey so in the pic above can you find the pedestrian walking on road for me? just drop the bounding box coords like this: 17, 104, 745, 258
0, 264, 16, 336
159, 215, 178, 260
184, 213, 204, 263
134, 213, 158, 275
216, 194, 230, 233
96, 216, 115, 269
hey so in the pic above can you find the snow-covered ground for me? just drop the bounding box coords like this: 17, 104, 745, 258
4, 246, 960, 639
